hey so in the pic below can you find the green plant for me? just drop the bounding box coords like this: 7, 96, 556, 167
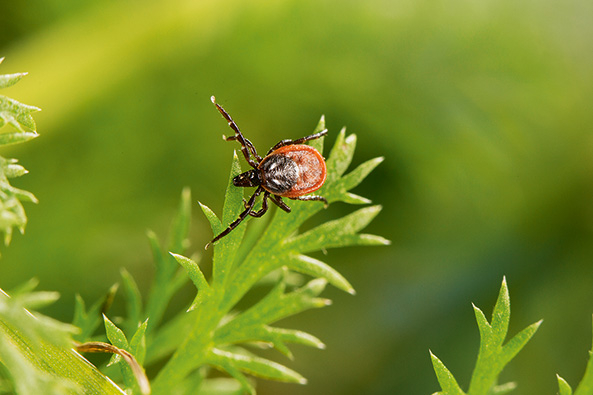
0, 58, 39, 251
556, 316, 593, 395
1, 107, 388, 394
430, 277, 542, 395
147, 117, 388, 394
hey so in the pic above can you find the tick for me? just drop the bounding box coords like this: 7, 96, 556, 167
206, 96, 328, 249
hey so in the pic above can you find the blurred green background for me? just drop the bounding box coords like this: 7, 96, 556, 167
1, 0, 593, 393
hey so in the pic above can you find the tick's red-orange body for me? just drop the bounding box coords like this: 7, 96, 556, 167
206, 96, 328, 249
258, 145, 326, 198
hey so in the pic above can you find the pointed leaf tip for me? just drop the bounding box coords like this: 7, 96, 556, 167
556, 374, 572, 395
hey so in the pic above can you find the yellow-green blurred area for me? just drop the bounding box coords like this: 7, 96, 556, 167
1, 0, 593, 393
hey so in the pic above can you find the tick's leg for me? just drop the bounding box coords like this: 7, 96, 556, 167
205, 187, 263, 249
289, 195, 328, 208
249, 192, 270, 217
270, 195, 291, 213
211, 96, 262, 167
267, 129, 328, 155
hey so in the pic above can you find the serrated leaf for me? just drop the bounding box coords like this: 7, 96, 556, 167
101, 316, 149, 394
340, 192, 372, 205
286, 205, 384, 252
491, 276, 510, 344
0, 131, 38, 146
214, 363, 255, 395
473, 303, 492, 340
72, 284, 118, 343
325, 128, 355, 181
104, 315, 129, 349
76, 342, 149, 395
573, 318, 593, 395
0, 65, 39, 254
13, 290, 60, 310
167, 186, 191, 253
4, 162, 29, 178
8, 277, 40, 295
429, 351, 465, 395
103, 315, 128, 366
120, 268, 143, 336
500, 319, 542, 364
558, 375, 573, 395
200, 201, 222, 236
145, 188, 192, 332
171, 252, 210, 310
209, 348, 306, 384
284, 253, 355, 294
467, 278, 541, 394
0, 288, 124, 395
490, 382, 518, 394
144, 311, 196, 365
336, 156, 384, 195
0, 72, 27, 89
211, 151, 246, 285
152, 113, 387, 393
130, 319, 149, 365
3, 183, 38, 203
0, 96, 40, 134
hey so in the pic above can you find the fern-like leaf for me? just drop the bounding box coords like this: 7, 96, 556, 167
431, 277, 542, 395
151, 116, 387, 394
0, 59, 39, 249
0, 285, 125, 394
557, 316, 593, 395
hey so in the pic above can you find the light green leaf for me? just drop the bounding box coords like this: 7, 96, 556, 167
144, 311, 196, 365
558, 375, 573, 395
152, 114, 387, 393
0, 72, 27, 89
490, 382, 518, 395
211, 151, 246, 286
145, 188, 192, 332
572, 316, 593, 395
209, 348, 306, 384
429, 351, 465, 395
167, 186, 191, 253
430, 278, 542, 395
0, 63, 39, 252
120, 268, 143, 336
0, 288, 124, 394
0, 96, 40, 134
171, 252, 210, 310
500, 319, 542, 365
72, 283, 118, 342
325, 127, 355, 181
103, 314, 129, 366
286, 205, 385, 252
336, 156, 384, 195
491, 277, 510, 345
130, 319, 149, 366
103, 315, 129, 349
213, 277, 329, 361
284, 253, 355, 294
431, 278, 541, 395
0, 131, 38, 146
